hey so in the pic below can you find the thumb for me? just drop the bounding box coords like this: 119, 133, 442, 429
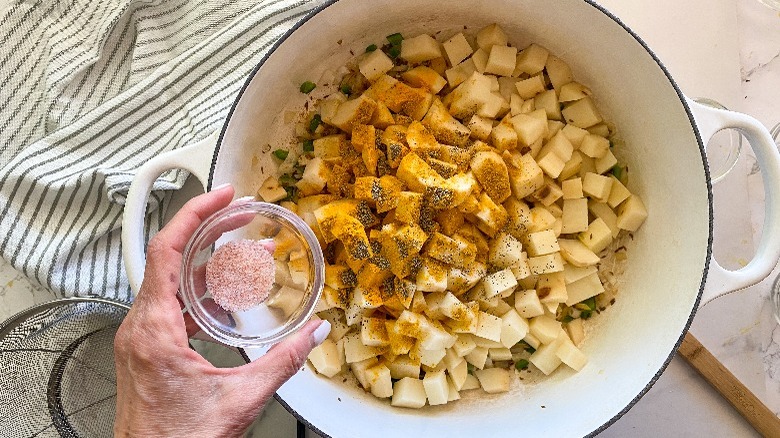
230, 320, 331, 402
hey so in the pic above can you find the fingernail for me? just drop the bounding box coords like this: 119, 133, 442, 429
211, 182, 232, 192
312, 320, 331, 347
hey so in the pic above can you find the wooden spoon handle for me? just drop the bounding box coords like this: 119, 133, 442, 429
678, 332, 780, 437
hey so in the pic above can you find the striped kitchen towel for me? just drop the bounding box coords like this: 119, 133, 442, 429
0, 0, 323, 302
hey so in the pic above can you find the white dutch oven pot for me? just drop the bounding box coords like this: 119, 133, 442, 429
122, 0, 780, 436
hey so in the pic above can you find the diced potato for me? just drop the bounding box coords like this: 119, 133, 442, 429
351, 357, 379, 389
330, 94, 377, 132
608, 175, 631, 208
561, 198, 588, 234
564, 272, 605, 306
559, 81, 592, 102
479, 91, 508, 119
595, 149, 618, 174
401, 34, 443, 63
442, 32, 473, 66
523, 332, 542, 350
578, 217, 613, 254
392, 377, 427, 408
507, 152, 544, 199
470, 151, 511, 203
464, 346, 489, 369
617, 195, 648, 231
395, 191, 424, 224
500, 308, 529, 348
359, 49, 395, 82
559, 152, 584, 181
510, 113, 546, 147
422, 98, 470, 147
474, 367, 511, 393
582, 172, 613, 202
424, 232, 477, 268
587, 123, 611, 137
565, 318, 585, 346
466, 115, 493, 141
257, 176, 288, 202
515, 75, 546, 99
528, 314, 561, 344
558, 238, 600, 267
561, 124, 589, 147
423, 371, 450, 405
402, 66, 447, 94
529, 334, 564, 375
476, 23, 508, 49
308, 339, 342, 377
545, 54, 573, 91
448, 72, 494, 119
589, 201, 619, 238
482, 268, 518, 298
556, 337, 588, 371
488, 232, 524, 268
562, 96, 602, 129
344, 332, 385, 363
388, 355, 422, 380
534, 89, 562, 121
445, 58, 478, 88
474, 193, 509, 238
461, 374, 481, 390
447, 263, 486, 294
515, 43, 549, 75
561, 178, 583, 199
418, 346, 447, 368
470, 47, 489, 73
526, 229, 560, 256
527, 252, 564, 275
416, 257, 449, 292
267, 286, 305, 318
452, 333, 477, 357
528, 206, 556, 233
361, 317, 390, 347
563, 264, 598, 284
370, 101, 396, 129
475, 311, 503, 343
366, 364, 394, 398
485, 44, 518, 76
490, 120, 518, 151
536, 151, 566, 179
579, 134, 610, 159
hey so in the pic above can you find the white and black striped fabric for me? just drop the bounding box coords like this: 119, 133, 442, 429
0, 0, 323, 302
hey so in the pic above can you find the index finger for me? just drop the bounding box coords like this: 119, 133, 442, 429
137, 183, 235, 304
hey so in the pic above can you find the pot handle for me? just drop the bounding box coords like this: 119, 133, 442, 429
121, 132, 218, 295
686, 97, 780, 305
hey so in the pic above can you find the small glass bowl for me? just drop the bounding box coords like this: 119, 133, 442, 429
180, 199, 324, 348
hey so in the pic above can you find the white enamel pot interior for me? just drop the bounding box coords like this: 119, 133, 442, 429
120, 0, 780, 436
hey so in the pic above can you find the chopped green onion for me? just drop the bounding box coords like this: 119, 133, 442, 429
561, 315, 574, 323
386, 32, 404, 46
309, 114, 322, 132
303, 139, 314, 153
524, 345, 536, 354
340, 84, 352, 96
467, 363, 476, 374
583, 296, 597, 310
273, 149, 289, 160
299, 81, 316, 94
284, 185, 298, 202
515, 359, 529, 371
388, 45, 401, 59
611, 165, 623, 180
365, 44, 378, 52
278, 174, 297, 186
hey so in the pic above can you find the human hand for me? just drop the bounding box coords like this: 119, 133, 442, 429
114, 184, 330, 437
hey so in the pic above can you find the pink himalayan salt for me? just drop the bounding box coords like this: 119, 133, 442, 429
205, 239, 275, 312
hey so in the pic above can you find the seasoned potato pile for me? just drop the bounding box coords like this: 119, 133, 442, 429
256, 23, 647, 408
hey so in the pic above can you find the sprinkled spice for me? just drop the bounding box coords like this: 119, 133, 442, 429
205, 239, 275, 312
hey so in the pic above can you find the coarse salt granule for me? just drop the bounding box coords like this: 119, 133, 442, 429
205, 239, 276, 312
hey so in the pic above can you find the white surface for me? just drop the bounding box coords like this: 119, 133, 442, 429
1, 0, 779, 436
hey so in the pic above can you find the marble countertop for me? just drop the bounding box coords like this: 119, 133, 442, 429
1, 0, 778, 436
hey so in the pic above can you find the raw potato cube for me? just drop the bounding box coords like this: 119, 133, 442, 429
559, 81, 592, 102
617, 195, 648, 231
556, 337, 588, 371
478, 91, 508, 119
558, 238, 600, 267
471, 150, 511, 203
482, 268, 518, 298
561, 124, 589, 147
527, 252, 564, 275
565, 272, 605, 306
579, 134, 610, 159
488, 232, 524, 268
578, 217, 613, 254
474, 192, 509, 237
476, 23, 508, 50
308, 339, 342, 378
509, 93, 524, 116
566, 318, 585, 346
471, 48, 489, 73
442, 32, 473, 66
562, 178, 583, 199
370, 101, 396, 129
392, 377, 427, 408
588, 123, 611, 137
562, 96, 602, 128
534, 89, 562, 121
536, 151, 566, 179
389, 355, 422, 380
561, 198, 589, 234
422, 98, 471, 147
418, 346, 447, 368
563, 264, 597, 285
257, 176, 287, 202
416, 257, 449, 293
424, 232, 477, 268
267, 286, 305, 317
589, 201, 619, 238
465, 346, 489, 369
507, 153, 544, 198
402, 66, 447, 94
515, 43, 549, 75
474, 367, 511, 393
461, 374, 481, 390
344, 332, 385, 363
529, 335, 564, 375
467, 115, 493, 141
523, 332, 542, 350
366, 364, 394, 398
448, 71, 493, 119
447, 376, 462, 401
485, 45, 518, 76
595, 149, 618, 174
330, 94, 377, 132
423, 371, 449, 405
490, 120, 518, 151
608, 175, 632, 208
515, 75, 546, 99
361, 317, 390, 347
395, 191, 424, 224
510, 113, 546, 147
475, 311, 503, 342
545, 54, 574, 91
529, 314, 562, 344
401, 34, 443, 63
560, 152, 583, 181
452, 333, 477, 357
312, 134, 346, 159
526, 229, 560, 256
515, 289, 544, 318
500, 308, 529, 348
351, 357, 379, 389
489, 347, 513, 361
447, 262, 486, 294
582, 172, 613, 202
528, 206, 556, 233
445, 58, 477, 88
359, 49, 395, 82
542, 131, 574, 161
